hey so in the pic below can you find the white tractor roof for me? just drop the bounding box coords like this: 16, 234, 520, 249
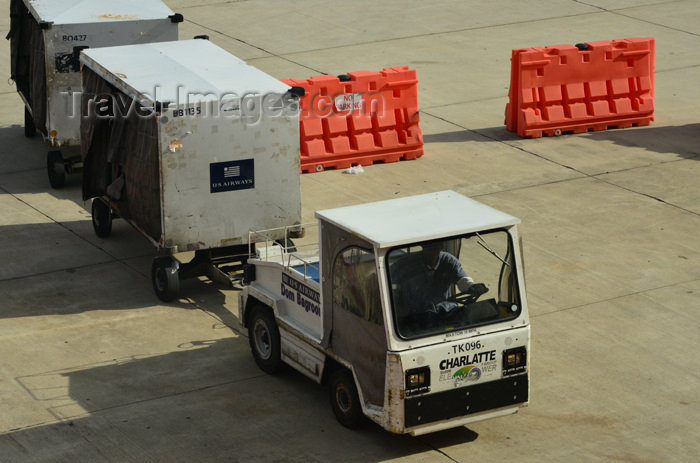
80, 39, 290, 107
25, 0, 174, 24
315, 190, 520, 248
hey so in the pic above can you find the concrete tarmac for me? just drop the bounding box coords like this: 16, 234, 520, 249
1, 0, 699, 461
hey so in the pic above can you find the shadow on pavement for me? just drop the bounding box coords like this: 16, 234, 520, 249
423, 126, 515, 144
423, 123, 700, 161
581, 123, 700, 159
6, 333, 479, 462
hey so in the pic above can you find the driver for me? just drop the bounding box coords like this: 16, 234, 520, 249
391, 241, 488, 316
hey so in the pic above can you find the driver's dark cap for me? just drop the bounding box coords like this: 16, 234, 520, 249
422, 242, 443, 251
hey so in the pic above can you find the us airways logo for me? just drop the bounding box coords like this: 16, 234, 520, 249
224, 165, 240, 178
210, 159, 254, 193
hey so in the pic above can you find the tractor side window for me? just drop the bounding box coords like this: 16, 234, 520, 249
332, 247, 382, 325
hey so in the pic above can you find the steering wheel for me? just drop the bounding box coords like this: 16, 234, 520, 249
446, 285, 488, 306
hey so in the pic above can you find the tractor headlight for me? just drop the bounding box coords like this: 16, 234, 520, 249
502, 346, 527, 376
405, 366, 430, 396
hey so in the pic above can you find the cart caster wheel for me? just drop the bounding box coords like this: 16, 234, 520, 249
91, 199, 112, 238
275, 237, 297, 253
47, 151, 65, 189
24, 107, 36, 138
152, 257, 180, 302
329, 368, 365, 429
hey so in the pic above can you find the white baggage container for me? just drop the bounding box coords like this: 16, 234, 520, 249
79, 39, 303, 302
6, 0, 181, 188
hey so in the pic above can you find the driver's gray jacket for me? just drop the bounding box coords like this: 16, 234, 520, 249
390, 251, 468, 315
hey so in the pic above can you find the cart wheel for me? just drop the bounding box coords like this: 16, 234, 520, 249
47, 151, 65, 189
24, 107, 36, 138
275, 237, 297, 253
248, 305, 282, 374
329, 368, 365, 429
152, 257, 180, 302
91, 199, 112, 238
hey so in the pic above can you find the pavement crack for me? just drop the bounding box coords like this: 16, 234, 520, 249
70, 375, 267, 418
532, 276, 700, 318
422, 109, 700, 218
416, 438, 460, 462
0, 189, 156, 282
591, 173, 700, 218
182, 18, 324, 75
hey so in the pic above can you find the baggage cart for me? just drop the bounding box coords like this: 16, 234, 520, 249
6, 0, 181, 188
79, 39, 303, 301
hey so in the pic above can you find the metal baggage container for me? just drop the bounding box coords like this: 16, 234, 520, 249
79, 39, 303, 302
6, 0, 181, 188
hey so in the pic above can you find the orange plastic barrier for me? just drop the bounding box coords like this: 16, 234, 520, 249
282, 66, 423, 173
505, 38, 655, 138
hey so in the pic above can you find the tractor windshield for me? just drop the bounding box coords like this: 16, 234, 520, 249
387, 230, 522, 340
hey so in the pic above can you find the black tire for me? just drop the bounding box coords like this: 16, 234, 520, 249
329, 368, 365, 429
275, 237, 297, 253
91, 199, 112, 238
24, 107, 36, 138
248, 305, 282, 374
152, 257, 179, 302
47, 151, 65, 189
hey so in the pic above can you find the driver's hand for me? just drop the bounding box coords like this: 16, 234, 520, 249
468, 283, 488, 296
424, 302, 446, 315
